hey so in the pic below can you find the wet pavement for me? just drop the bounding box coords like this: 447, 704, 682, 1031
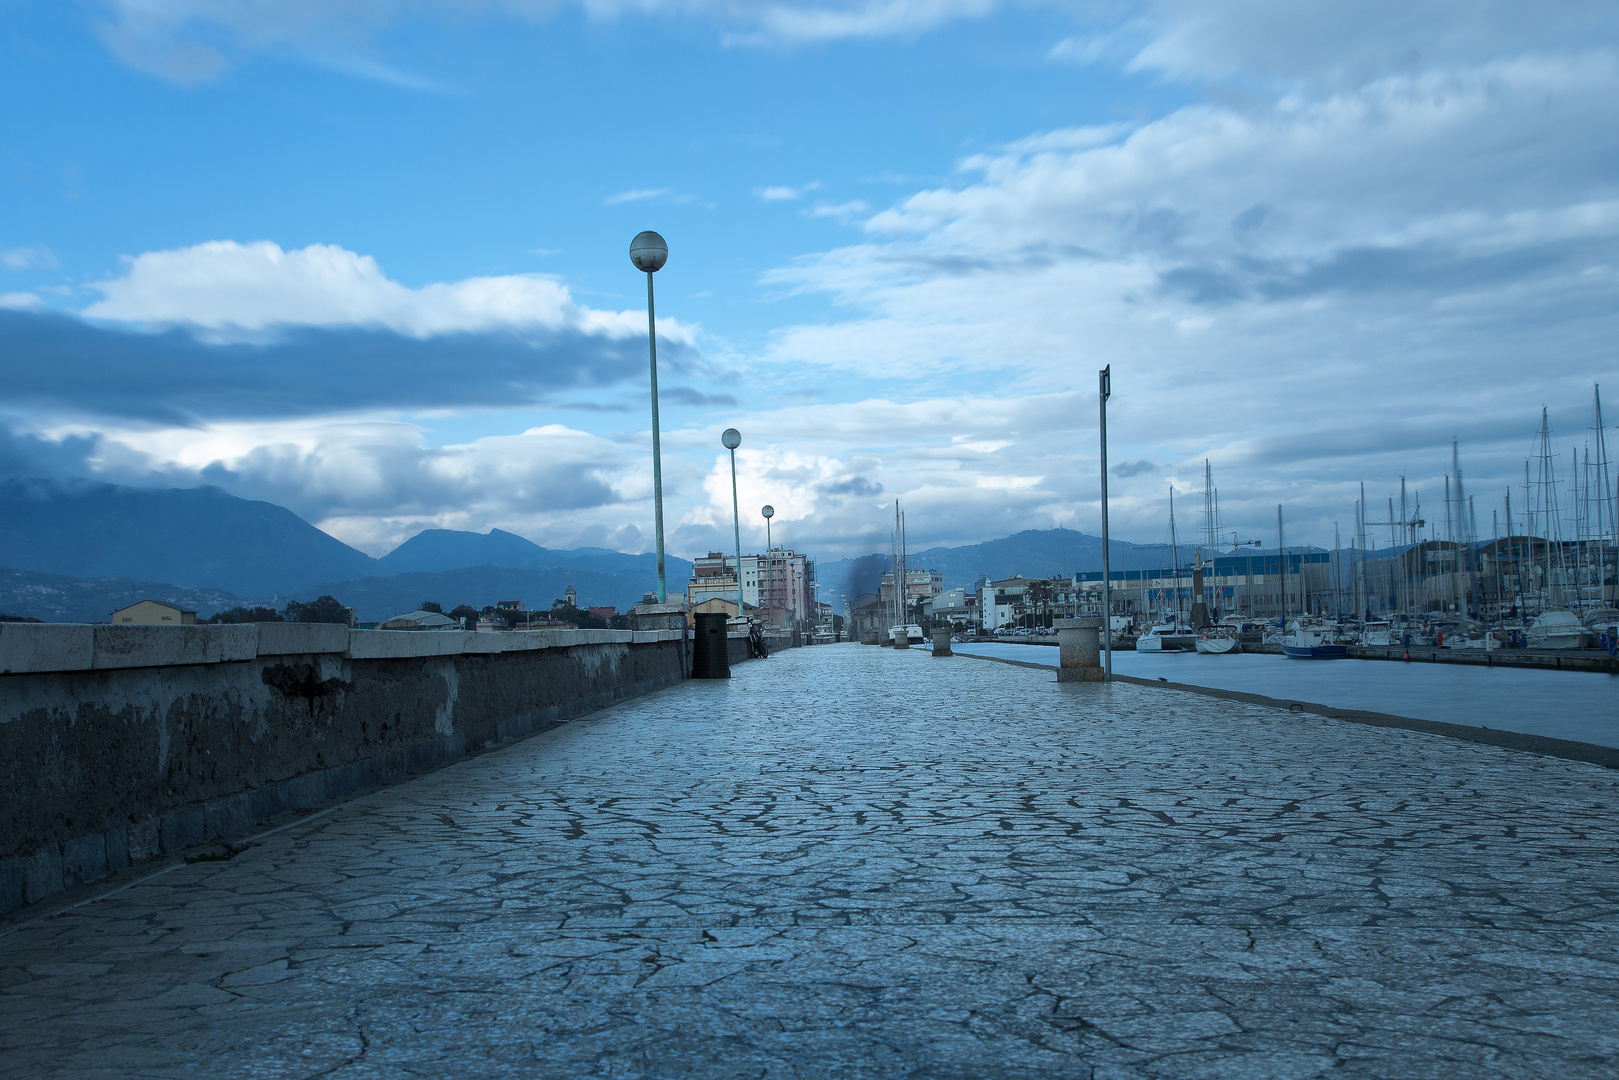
3, 642, 1619, 1078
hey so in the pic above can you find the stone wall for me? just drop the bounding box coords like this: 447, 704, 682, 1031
0, 622, 690, 915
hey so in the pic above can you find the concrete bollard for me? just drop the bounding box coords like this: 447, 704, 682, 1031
932, 627, 952, 656
1055, 617, 1105, 682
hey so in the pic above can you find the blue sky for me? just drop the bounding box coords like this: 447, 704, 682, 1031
2, 1, 1617, 564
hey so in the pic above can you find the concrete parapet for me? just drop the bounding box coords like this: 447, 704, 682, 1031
91, 623, 259, 670
0, 622, 94, 675
1055, 617, 1105, 682
932, 628, 953, 656
0, 621, 693, 917
256, 622, 350, 656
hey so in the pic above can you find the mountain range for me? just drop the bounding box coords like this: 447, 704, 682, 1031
0, 480, 692, 621
0, 478, 1228, 624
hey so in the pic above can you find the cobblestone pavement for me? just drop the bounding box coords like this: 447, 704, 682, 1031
4, 644, 1619, 1079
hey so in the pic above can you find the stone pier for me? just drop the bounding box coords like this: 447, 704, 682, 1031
3, 644, 1617, 1077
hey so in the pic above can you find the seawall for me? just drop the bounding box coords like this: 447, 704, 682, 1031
0, 622, 695, 916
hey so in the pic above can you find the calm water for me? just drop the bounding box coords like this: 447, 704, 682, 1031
951, 641, 1619, 749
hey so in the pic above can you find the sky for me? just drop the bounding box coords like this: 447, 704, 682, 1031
2, 0, 1617, 569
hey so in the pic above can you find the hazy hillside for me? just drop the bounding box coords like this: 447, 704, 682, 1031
0, 479, 375, 596
378, 528, 549, 573
817, 529, 1177, 599
0, 567, 242, 624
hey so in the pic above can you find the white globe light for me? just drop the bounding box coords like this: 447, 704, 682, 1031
761, 504, 774, 519
629, 231, 668, 273
721, 428, 741, 450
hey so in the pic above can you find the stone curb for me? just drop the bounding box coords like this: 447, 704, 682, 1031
952, 650, 1619, 772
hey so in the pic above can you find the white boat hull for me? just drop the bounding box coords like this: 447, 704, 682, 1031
1195, 636, 1240, 654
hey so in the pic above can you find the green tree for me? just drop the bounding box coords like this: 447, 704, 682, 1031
549, 600, 606, 629
449, 604, 479, 622
210, 606, 284, 624
283, 596, 351, 624
420, 600, 443, 613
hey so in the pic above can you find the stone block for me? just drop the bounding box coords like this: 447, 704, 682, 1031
286, 772, 326, 810
104, 826, 130, 871
23, 846, 63, 904
61, 834, 108, 885
203, 793, 252, 839
0, 856, 23, 913
160, 807, 205, 853
256, 622, 350, 656
346, 629, 469, 660
323, 759, 375, 800
128, 818, 160, 863
92, 624, 258, 670
250, 784, 289, 823
0, 623, 94, 674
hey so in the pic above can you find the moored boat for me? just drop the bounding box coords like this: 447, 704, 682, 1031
1194, 628, 1240, 654
1135, 623, 1196, 652
1526, 610, 1587, 650
1281, 624, 1348, 659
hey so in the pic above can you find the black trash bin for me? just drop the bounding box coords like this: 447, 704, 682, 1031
692, 612, 732, 679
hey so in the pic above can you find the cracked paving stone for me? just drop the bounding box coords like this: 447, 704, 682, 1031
3, 644, 1619, 1078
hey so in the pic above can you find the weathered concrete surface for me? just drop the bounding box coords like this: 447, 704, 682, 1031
3, 644, 1617, 1077
0, 624, 690, 914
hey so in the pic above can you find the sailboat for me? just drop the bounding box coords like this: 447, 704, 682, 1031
1194, 626, 1241, 654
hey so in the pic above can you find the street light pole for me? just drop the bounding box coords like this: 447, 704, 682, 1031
630, 231, 670, 603
723, 428, 743, 619
762, 504, 775, 625
1099, 365, 1113, 679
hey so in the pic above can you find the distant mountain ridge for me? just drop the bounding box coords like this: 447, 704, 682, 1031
0, 479, 375, 597
816, 529, 1180, 599
0, 479, 693, 621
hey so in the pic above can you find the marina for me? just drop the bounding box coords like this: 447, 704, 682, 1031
953, 640, 1619, 749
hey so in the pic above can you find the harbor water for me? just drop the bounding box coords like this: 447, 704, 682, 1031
953, 641, 1619, 749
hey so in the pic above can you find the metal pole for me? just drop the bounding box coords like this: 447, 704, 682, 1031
730, 447, 743, 617
1098, 365, 1113, 678
646, 271, 667, 604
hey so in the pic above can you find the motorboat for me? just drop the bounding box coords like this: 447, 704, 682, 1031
1360, 620, 1395, 646
1194, 628, 1240, 654
889, 623, 925, 646
1281, 624, 1348, 659
1526, 610, 1588, 650
1135, 623, 1196, 652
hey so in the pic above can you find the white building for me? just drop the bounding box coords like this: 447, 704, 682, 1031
687, 549, 815, 628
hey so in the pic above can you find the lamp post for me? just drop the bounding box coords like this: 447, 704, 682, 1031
761, 504, 774, 624
1098, 364, 1113, 679
630, 230, 670, 604
722, 428, 743, 619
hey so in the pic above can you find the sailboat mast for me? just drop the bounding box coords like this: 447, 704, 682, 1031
1595, 384, 1615, 604
1169, 486, 1181, 622
1277, 504, 1287, 626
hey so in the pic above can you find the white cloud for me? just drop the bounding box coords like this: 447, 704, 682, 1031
746, 54, 1619, 547
604, 187, 673, 205
80, 239, 690, 343
755, 182, 821, 202
35, 411, 646, 555
807, 199, 871, 222
0, 246, 58, 271
91, 0, 1013, 82
1127, 0, 1619, 87
0, 293, 44, 310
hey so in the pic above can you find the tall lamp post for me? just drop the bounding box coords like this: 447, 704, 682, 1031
1099, 364, 1113, 679
630, 230, 670, 603
761, 504, 775, 625
722, 428, 743, 620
